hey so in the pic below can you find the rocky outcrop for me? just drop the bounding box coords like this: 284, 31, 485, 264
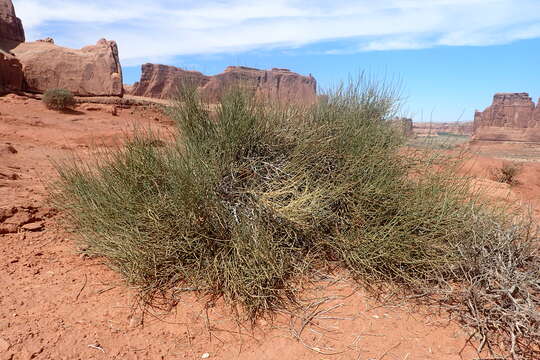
12, 39, 123, 96
473, 93, 540, 142
0, 0, 24, 44
0, 49, 23, 94
0, 0, 24, 94
201, 66, 317, 104
130, 64, 317, 104
131, 64, 209, 99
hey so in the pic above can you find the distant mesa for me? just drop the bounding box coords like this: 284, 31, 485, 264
473, 93, 540, 142
129, 63, 318, 105
0, 0, 123, 97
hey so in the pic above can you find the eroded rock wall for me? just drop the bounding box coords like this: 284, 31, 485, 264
130, 64, 318, 105
473, 93, 540, 142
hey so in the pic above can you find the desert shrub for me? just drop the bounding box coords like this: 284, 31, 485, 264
53, 78, 539, 357
42, 88, 76, 111
492, 161, 522, 185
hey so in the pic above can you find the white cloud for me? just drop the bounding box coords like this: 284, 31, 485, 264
13, 0, 540, 62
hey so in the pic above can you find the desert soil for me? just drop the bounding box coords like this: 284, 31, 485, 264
1, 94, 539, 359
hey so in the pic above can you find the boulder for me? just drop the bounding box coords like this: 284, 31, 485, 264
0, 49, 22, 94
0, 0, 24, 44
130, 64, 317, 105
473, 93, 540, 142
12, 39, 123, 96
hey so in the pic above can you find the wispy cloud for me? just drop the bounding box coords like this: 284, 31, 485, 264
14, 0, 540, 63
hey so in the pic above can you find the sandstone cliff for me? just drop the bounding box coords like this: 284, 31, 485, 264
0, 49, 22, 93
131, 64, 209, 99
0, 0, 23, 94
13, 39, 123, 97
130, 64, 317, 105
473, 93, 540, 142
0, 0, 24, 45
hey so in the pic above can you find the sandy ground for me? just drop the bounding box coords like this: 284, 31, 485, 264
1, 94, 539, 359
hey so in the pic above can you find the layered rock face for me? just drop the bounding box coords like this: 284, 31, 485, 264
131, 65, 317, 104
131, 64, 209, 99
473, 93, 540, 142
0, 0, 24, 44
12, 39, 123, 96
201, 66, 317, 104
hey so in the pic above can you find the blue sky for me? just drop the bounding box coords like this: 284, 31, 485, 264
15, 0, 540, 122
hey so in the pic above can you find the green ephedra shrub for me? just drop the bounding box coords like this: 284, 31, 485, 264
53, 77, 538, 357
43, 88, 76, 111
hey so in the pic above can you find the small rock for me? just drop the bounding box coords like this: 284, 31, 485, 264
6, 144, 17, 154
21, 222, 44, 232
0, 207, 16, 222
0, 224, 18, 234
128, 315, 143, 328
201, 353, 210, 359
4, 211, 32, 227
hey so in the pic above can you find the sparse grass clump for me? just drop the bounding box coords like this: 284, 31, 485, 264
43, 88, 76, 111
492, 161, 522, 185
53, 78, 539, 358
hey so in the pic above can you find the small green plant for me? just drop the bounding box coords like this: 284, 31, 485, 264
492, 161, 521, 185
42, 88, 76, 111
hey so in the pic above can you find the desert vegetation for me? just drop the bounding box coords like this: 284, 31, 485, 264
52, 79, 539, 358
42, 88, 76, 111
492, 161, 522, 185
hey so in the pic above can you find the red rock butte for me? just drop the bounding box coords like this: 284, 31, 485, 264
130, 64, 318, 105
473, 93, 540, 142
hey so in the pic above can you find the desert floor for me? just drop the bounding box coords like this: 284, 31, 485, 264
1, 94, 539, 359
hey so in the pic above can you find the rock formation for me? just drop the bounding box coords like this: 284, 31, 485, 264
0, 0, 24, 44
0, 0, 23, 94
130, 64, 317, 104
131, 63, 209, 99
0, 0, 123, 97
473, 93, 540, 142
0, 50, 23, 93
12, 39, 123, 96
